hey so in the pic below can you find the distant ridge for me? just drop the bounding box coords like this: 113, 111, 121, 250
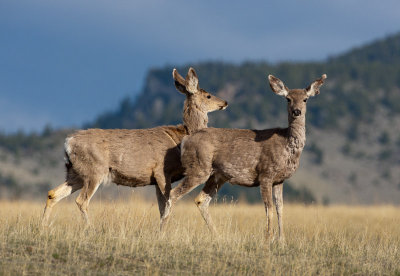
88, 32, 400, 204
1, 32, 400, 204
91, 32, 400, 131
331, 32, 400, 64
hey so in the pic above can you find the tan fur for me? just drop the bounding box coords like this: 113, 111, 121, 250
42, 68, 228, 227
169, 74, 327, 242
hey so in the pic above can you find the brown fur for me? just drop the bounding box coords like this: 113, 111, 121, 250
169, 74, 327, 241
42, 68, 228, 227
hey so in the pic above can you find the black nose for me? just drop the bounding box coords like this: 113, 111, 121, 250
292, 109, 301, 117
219, 101, 228, 110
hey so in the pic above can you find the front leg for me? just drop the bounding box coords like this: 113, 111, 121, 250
194, 174, 225, 234
260, 177, 274, 241
273, 182, 285, 243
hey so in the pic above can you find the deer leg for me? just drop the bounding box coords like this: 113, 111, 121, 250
156, 185, 169, 231
171, 145, 213, 203
168, 153, 212, 229
194, 175, 224, 234
273, 182, 285, 243
154, 170, 168, 197
154, 175, 172, 232
170, 173, 210, 204
42, 181, 83, 226
162, 173, 209, 231
75, 177, 102, 224
260, 179, 274, 240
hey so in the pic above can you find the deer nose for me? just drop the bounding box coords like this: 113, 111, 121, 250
220, 101, 228, 110
292, 109, 301, 117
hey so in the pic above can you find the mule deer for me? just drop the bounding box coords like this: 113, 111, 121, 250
169, 74, 327, 241
42, 67, 228, 227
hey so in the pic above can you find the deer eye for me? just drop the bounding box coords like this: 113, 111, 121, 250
207, 95, 211, 99
303, 98, 308, 102
286, 98, 291, 103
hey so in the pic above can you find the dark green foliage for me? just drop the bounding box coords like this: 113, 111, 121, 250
346, 121, 359, 141
322, 196, 330, 206
348, 172, 358, 186
0, 128, 71, 155
378, 131, 390, 145
332, 32, 400, 64
0, 171, 51, 199
381, 170, 391, 180
379, 149, 392, 161
282, 182, 316, 204
90, 33, 400, 133
0, 172, 17, 188
341, 143, 352, 156
217, 181, 316, 204
307, 142, 324, 164
2, 33, 400, 202
218, 185, 260, 203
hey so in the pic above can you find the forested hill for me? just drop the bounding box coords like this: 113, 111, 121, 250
92, 33, 400, 133
1, 33, 400, 204
90, 32, 400, 204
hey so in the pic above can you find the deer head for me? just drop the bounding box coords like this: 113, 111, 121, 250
173, 67, 228, 113
268, 74, 327, 120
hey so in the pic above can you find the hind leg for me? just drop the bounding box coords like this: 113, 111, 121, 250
170, 173, 210, 204
195, 175, 224, 233
154, 172, 173, 231
162, 173, 209, 231
42, 181, 83, 226
75, 176, 102, 224
168, 148, 213, 227
156, 184, 173, 232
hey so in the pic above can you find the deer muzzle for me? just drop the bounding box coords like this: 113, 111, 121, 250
220, 101, 228, 110
292, 109, 301, 117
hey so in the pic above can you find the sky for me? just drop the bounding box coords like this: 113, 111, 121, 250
1, 0, 400, 133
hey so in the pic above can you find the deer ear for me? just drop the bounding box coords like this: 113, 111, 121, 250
172, 69, 187, 94
306, 74, 327, 97
185, 67, 199, 94
268, 75, 289, 97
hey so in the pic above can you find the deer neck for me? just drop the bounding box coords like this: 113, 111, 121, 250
287, 116, 306, 150
182, 98, 208, 135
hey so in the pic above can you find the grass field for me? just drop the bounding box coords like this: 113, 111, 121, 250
1, 198, 399, 275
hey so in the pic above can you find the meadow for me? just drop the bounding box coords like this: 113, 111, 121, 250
1, 197, 399, 275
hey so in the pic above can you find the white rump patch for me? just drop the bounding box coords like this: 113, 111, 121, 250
101, 173, 113, 186
64, 137, 74, 156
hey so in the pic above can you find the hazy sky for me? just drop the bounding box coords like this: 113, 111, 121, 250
1, 0, 400, 132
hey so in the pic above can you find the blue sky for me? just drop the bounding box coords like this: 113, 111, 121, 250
1, 0, 400, 132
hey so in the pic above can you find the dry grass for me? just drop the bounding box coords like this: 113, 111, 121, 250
1, 197, 399, 275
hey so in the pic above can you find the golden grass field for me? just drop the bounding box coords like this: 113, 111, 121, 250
1, 197, 400, 275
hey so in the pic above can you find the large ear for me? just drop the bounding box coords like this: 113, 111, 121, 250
306, 74, 327, 96
173, 68, 187, 94
185, 67, 199, 94
268, 75, 289, 97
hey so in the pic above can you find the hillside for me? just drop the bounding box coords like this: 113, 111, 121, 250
1, 33, 400, 204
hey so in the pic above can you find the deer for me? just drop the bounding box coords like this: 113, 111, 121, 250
42, 67, 228, 228
167, 73, 327, 242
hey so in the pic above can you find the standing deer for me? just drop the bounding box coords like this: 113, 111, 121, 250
168, 74, 327, 241
42, 67, 228, 227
